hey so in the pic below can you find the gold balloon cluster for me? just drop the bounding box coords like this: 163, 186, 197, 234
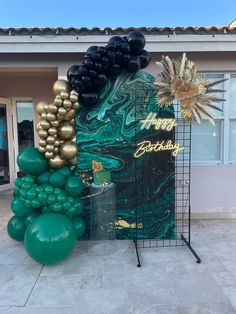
36, 80, 80, 169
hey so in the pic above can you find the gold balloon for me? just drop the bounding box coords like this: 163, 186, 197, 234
54, 96, 63, 107
45, 151, 54, 159
54, 139, 60, 147
63, 99, 72, 110
48, 127, 57, 136
46, 136, 55, 144
54, 147, 59, 153
36, 101, 48, 115
60, 141, 78, 160
36, 122, 42, 132
69, 157, 77, 166
38, 146, 46, 153
46, 112, 56, 121
63, 108, 76, 121
49, 155, 66, 169
44, 104, 49, 113
41, 112, 47, 119
46, 144, 54, 152
73, 102, 80, 110
51, 120, 60, 127
38, 129, 48, 139
48, 104, 58, 114
70, 92, 78, 102
60, 91, 69, 100
39, 139, 47, 147
58, 107, 67, 116
40, 120, 51, 130
53, 80, 71, 95
58, 122, 75, 141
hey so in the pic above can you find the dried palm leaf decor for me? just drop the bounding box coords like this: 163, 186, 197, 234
155, 53, 227, 124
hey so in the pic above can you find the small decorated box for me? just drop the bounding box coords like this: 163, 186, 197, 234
93, 170, 111, 186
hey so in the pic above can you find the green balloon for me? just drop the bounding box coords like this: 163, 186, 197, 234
54, 187, 62, 196
36, 186, 44, 193
24, 213, 77, 264
52, 202, 62, 212
72, 217, 85, 239
27, 190, 37, 200
23, 175, 35, 184
17, 147, 48, 175
49, 172, 66, 188
74, 198, 84, 215
44, 185, 54, 194
57, 194, 66, 204
11, 197, 32, 217
22, 182, 32, 190
14, 177, 23, 188
64, 176, 84, 197
38, 192, 48, 202
31, 199, 42, 209
36, 171, 51, 185
24, 199, 32, 208
42, 206, 52, 214
7, 216, 26, 241
62, 201, 71, 211
13, 187, 20, 197
20, 189, 28, 199
57, 166, 72, 178
25, 212, 40, 227
47, 194, 56, 205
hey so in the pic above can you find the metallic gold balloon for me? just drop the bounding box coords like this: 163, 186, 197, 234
54, 147, 59, 153
38, 146, 46, 153
60, 91, 69, 100
36, 122, 42, 132
40, 120, 51, 130
70, 92, 78, 102
63, 108, 76, 121
36, 101, 48, 115
48, 127, 57, 136
53, 80, 71, 95
46, 144, 54, 152
54, 96, 63, 107
46, 136, 55, 144
46, 112, 56, 121
69, 157, 77, 166
60, 141, 78, 160
48, 104, 58, 114
73, 102, 80, 110
41, 112, 47, 119
58, 107, 67, 116
39, 139, 47, 147
51, 120, 60, 127
44, 104, 49, 113
63, 99, 72, 110
49, 155, 66, 169
45, 151, 54, 159
58, 122, 75, 141
54, 139, 60, 147
38, 129, 48, 139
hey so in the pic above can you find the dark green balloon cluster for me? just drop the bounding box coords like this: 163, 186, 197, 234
7, 147, 85, 264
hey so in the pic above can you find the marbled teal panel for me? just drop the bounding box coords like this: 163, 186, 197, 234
76, 70, 175, 239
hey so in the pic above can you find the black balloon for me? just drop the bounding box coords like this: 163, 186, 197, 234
106, 42, 116, 52
67, 65, 80, 80
108, 36, 123, 49
93, 74, 107, 87
120, 42, 130, 53
88, 70, 97, 78
139, 50, 151, 69
97, 46, 107, 56
78, 64, 88, 76
71, 78, 85, 93
126, 55, 141, 73
127, 31, 146, 54
94, 62, 103, 72
115, 50, 123, 64
101, 57, 109, 69
107, 51, 116, 65
80, 92, 99, 106
86, 46, 98, 56
122, 54, 131, 64
84, 58, 94, 70
81, 75, 92, 87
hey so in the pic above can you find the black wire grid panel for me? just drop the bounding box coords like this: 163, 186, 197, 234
133, 87, 201, 266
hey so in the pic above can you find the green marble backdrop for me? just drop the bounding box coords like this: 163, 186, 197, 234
76, 70, 175, 239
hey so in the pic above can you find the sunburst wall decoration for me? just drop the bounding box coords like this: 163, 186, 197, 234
155, 53, 227, 124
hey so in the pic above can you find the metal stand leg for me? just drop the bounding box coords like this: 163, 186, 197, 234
133, 239, 141, 267
181, 234, 201, 263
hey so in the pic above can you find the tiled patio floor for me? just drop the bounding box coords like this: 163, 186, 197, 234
1, 191, 236, 313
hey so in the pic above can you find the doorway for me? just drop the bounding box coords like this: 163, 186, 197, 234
0, 97, 36, 191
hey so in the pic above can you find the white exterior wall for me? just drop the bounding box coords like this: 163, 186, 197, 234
0, 35, 236, 217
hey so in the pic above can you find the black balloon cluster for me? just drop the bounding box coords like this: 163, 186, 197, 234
67, 31, 151, 106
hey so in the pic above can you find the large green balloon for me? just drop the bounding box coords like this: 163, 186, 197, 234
57, 166, 72, 178
11, 197, 32, 217
49, 172, 66, 188
36, 171, 51, 185
72, 217, 85, 239
64, 176, 83, 196
7, 216, 26, 241
24, 213, 77, 264
17, 147, 48, 175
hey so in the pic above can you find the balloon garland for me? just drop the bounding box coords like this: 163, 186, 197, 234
7, 31, 150, 265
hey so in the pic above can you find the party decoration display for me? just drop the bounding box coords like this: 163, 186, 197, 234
24, 213, 77, 264
36, 80, 79, 168
155, 53, 226, 124
7, 147, 85, 264
67, 31, 150, 107
76, 70, 175, 239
